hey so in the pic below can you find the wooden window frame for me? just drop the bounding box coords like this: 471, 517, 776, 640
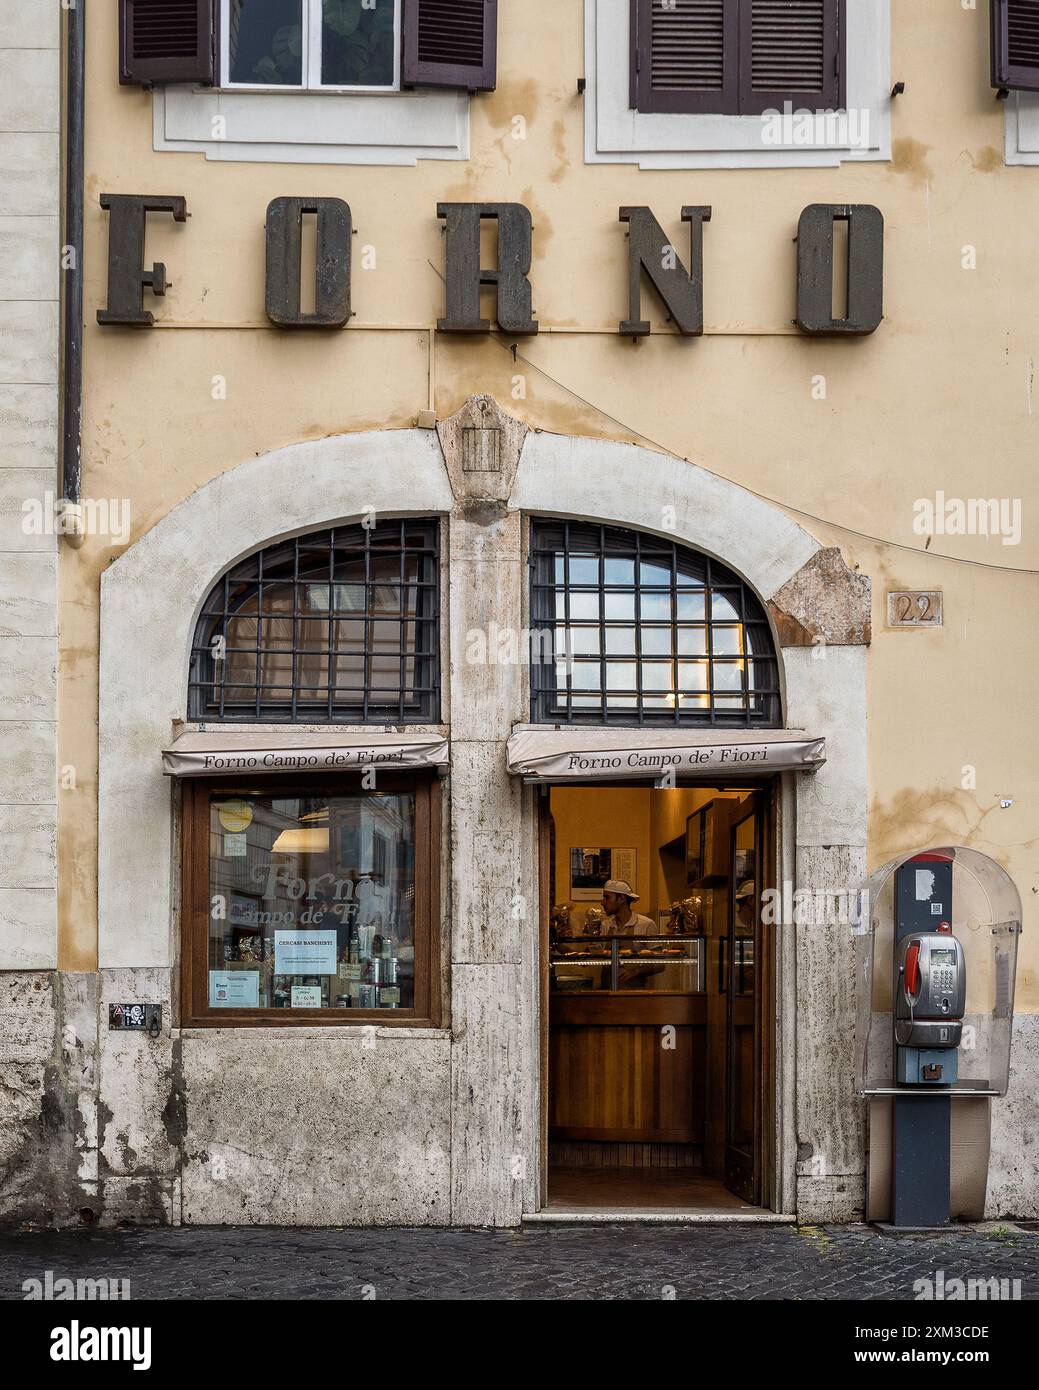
631, 0, 846, 118
179, 770, 442, 1029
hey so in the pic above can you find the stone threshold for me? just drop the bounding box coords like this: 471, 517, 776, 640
522, 1209, 797, 1225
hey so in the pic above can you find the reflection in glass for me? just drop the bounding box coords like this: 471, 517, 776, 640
322, 0, 396, 87
208, 790, 415, 1012
229, 0, 304, 85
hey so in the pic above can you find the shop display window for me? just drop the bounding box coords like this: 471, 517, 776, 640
181, 775, 440, 1026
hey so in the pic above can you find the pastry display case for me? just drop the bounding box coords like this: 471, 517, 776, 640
550, 935, 706, 994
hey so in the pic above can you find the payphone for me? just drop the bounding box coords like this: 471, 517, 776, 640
894, 928, 966, 1084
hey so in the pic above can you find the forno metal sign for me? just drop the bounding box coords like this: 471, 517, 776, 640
96, 196, 884, 337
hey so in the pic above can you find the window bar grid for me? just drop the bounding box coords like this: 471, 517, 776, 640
705, 555, 716, 728
598, 525, 607, 725
189, 519, 440, 724
254, 544, 264, 721
291, 535, 300, 725
218, 569, 230, 720
326, 530, 335, 723
399, 519, 407, 724
362, 528, 371, 723
530, 520, 779, 728
738, 575, 749, 716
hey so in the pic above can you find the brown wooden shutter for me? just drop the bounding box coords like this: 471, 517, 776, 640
740, 0, 844, 115
120, 0, 217, 87
402, 0, 498, 92
632, 0, 738, 114
992, 0, 1039, 92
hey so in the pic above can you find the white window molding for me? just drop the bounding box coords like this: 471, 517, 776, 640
153, 83, 469, 166
584, 0, 891, 170
1003, 92, 1039, 164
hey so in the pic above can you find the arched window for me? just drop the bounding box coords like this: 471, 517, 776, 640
529, 520, 780, 726
189, 519, 440, 723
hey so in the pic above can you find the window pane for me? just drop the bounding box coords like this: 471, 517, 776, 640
322, 0, 396, 86
640, 558, 671, 586
641, 662, 673, 692
640, 592, 671, 621
641, 626, 671, 656
229, 0, 303, 85
713, 661, 745, 692
604, 592, 635, 621
604, 626, 636, 655
603, 557, 635, 585
712, 590, 741, 620
567, 627, 601, 656
208, 791, 416, 1012
678, 661, 708, 691
606, 661, 637, 691
677, 625, 707, 656
571, 662, 601, 692
712, 625, 744, 656
568, 554, 599, 584
568, 592, 600, 621
677, 592, 706, 621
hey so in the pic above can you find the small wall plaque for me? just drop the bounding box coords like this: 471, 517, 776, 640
462, 426, 503, 472
887, 590, 942, 628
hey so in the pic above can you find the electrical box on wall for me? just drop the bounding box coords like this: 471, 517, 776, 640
109, 1003, 162, 1034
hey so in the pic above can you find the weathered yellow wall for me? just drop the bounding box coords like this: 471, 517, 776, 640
64, 1, 1038, 1007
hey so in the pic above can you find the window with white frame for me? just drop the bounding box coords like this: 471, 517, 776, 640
584, 0, 891, 169
223, 0, 400, 92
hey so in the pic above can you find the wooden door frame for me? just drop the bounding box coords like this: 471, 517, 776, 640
534, 777, 780, 1213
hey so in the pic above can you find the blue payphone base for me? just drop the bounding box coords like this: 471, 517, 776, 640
896, 1047, 958, 1086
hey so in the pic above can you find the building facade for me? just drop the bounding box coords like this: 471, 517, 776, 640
0, 0, 1037, 1228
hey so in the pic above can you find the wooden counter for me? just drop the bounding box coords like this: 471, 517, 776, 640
549, 992, 706, 1144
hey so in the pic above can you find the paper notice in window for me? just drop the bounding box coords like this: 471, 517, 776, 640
209, 970, 259, 1008
275, 929, 337, 975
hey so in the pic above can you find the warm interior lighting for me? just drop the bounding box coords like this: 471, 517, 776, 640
272, 827, 330, 855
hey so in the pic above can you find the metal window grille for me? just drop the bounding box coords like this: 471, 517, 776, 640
529, 520, 780, 727
188, 519, 440, 723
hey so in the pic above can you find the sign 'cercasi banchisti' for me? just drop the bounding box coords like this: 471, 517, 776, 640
96, 197, 884, 337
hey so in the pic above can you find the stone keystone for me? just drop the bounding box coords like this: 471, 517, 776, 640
436, 396, 528, 504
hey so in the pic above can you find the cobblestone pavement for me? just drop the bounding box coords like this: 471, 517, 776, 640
0, 1223, 1037, 1300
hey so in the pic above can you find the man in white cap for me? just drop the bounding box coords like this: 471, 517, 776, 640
601, 879, 655, 935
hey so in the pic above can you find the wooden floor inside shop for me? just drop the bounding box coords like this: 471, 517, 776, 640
546, 1166, 759, 1214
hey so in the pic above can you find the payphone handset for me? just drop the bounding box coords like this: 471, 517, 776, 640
894, 931, 966, 1049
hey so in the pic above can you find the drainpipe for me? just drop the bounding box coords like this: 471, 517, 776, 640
58, 0, 85, 547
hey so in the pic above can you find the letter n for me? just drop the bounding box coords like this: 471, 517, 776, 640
619, 206, 711, 337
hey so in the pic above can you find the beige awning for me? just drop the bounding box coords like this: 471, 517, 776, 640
505, 727, 825, 782
162, 729, 450, 777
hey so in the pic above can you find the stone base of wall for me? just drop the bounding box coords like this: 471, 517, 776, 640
2, 968, 1036, 1228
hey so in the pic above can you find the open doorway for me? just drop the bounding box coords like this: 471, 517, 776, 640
542, 782, 773, 1215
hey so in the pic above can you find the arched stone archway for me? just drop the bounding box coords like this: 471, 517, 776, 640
98, 399, 869, 1224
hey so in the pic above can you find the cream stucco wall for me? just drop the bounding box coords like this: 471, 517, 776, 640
62, 0, 1038, 1039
